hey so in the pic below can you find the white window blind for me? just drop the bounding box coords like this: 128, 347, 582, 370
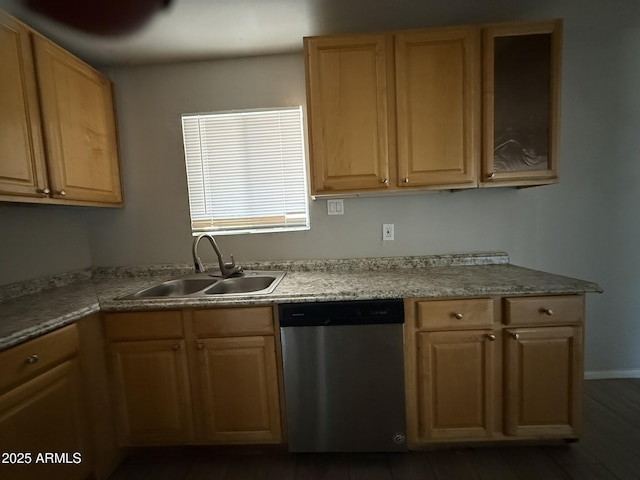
181, 107, 309, 235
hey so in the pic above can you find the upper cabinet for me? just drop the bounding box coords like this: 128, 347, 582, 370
306, 26, 478, 194
305, 19, 562, 196
305, 34, 391, 192
395, 27, 479, 189
0, 11, 123, 206
481, 20, 562, 187
0, 14, 48, 199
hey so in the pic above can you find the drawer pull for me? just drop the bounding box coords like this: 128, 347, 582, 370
25, 354, 39, 364
511, 332, 520, 340
486, 334, 496, 341
453, 313, 464, 320
172, 344, 180, 351
541, 308, 554, 316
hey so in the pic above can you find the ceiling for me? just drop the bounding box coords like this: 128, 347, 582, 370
0, 0, 561, 67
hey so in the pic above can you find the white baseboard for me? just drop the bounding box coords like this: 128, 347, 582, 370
584, 369, 640, 380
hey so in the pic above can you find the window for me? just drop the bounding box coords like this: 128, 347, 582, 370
181, 106, 309, 235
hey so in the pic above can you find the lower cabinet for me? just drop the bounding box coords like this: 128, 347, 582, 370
416, 329, 498, 441
0, 324, 92, 480
405, 294, 584, 447
109, 339, 194, 445
103, 306, 282, 446
504, 325, 583, 438
191, 306, 282, 444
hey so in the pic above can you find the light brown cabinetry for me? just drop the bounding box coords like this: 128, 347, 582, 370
0, 13, 47, 198
405, 294, 584, 447
503, 295, 583, 438
306, 26, 478, 194
416, 329, 498, 441
0, 324, 92, 480
103, 306, 282, 447
306, 20, 561, 196
406, 298, 498, 444
395, 27, 479, 188
0, 11, 122, 206
305, 34, 391, 192
104, 311, 194, 445
191, 307, 282, 444
481, 20, 562, 186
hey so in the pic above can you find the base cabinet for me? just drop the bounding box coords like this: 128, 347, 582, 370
405, 295, 584, 447
0, 325, 91, 480
109, 339, 194, 445
104, 306, 282, 447
504, 325, 583, 438
197, 335, 282, 444
416, 330, 498, 441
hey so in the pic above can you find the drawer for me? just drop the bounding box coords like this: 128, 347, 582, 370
104, 310, 184, 340
416, 298, 494, 330
192, 306, 274, 337
0, 324, 79, 392
504, 295, 584, 326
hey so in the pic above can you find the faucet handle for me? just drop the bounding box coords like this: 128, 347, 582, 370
224, 254, 243, 276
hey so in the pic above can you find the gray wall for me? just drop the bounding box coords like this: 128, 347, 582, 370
1, 0, 638, 377
0, 204, 92, 285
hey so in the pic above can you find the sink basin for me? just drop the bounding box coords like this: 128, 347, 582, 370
205, 275, 279, 295
118, 271, 285, 299
120, 277, 218, 299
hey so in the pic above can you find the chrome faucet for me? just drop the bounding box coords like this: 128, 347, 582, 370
192, 234, 243, 278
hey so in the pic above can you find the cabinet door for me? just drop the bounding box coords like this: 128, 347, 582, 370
396, 26, 479, 188
305, 34, 391, 193
0, 14, 48, 198
0, 360, 91, 480
415, 330, 497, 441
482, 20, 562, 186
109, 339, 194, 445
197, 336, 282, 444
504, 326, 582, 438
33, 36, 122, 204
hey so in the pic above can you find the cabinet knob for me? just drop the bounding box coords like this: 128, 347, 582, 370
488, 172, 496, 178
381, 178, 389, 184
25, 354, 39, 364
403, 177, 409, 183
486, 334, 496, 341
37, 188, 51, 195
511, 332, 520, 340
453, 312, 463, 320
541, 308, 554, 316
58, 190, 67, 196
172, 344, 180, 351
197, 343, 204, 350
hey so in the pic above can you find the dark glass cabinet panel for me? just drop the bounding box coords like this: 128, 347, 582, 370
483, 21, 562, 186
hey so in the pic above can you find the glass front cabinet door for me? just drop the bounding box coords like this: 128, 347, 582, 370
481, 20, 562, 187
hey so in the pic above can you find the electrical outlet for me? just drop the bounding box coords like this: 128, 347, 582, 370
383, 224, 394, 241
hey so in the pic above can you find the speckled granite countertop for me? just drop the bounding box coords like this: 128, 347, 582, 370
0, 253, 602, 352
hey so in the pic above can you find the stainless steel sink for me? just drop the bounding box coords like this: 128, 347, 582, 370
118, 271, 285, 299
204, 274, 281, 295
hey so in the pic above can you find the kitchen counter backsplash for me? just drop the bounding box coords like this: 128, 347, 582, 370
0, 268, 93, 303
90, 251, 511, 280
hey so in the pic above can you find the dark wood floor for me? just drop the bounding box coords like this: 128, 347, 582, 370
109, 379, 640, 480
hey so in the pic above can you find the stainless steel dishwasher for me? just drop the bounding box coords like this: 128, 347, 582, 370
279, 299, 407, 452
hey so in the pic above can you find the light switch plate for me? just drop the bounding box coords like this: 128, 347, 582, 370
383, 223, 394, 241
327, 199, 344, 215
